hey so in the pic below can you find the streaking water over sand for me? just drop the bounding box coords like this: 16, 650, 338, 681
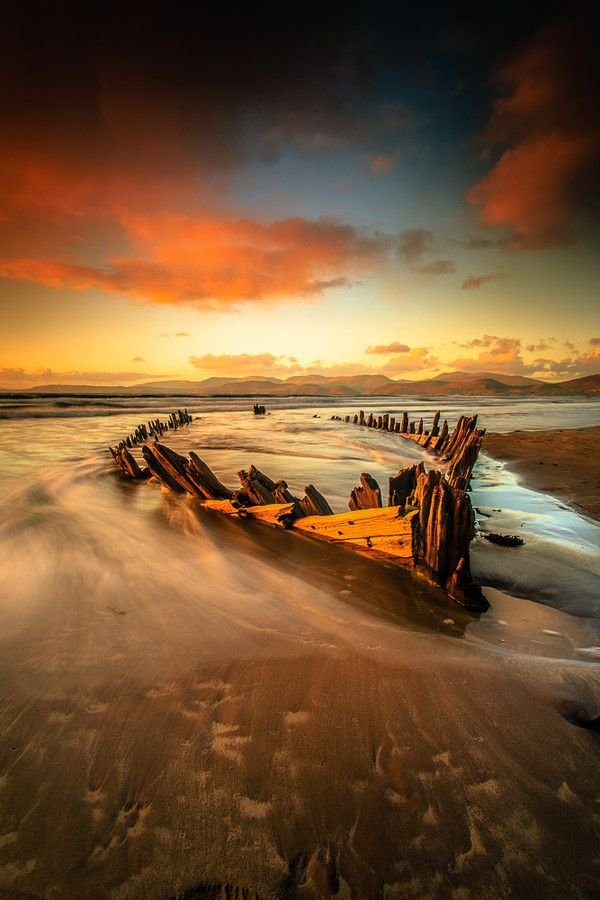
0, 397, 599, 897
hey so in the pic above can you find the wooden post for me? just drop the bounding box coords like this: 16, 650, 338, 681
388, 462, 425, 509
300, 485, 334, 516
400, 412, 408, 433
348, 473, 382, 510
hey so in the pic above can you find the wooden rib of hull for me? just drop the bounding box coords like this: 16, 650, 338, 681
196, 500, 419, 565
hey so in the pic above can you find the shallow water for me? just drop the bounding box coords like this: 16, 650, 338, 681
1, 394, 600, 631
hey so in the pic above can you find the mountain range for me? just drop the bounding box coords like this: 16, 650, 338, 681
2, 372, 600, 396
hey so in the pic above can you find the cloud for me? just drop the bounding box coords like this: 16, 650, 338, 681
451, 334, 527, 373
131, 356, 145, 362
416, 260, 455, 275
467, 5, 600, 248
458, 236, 498, 250
462, 273, 504, 289
366, 342, 410, 355
530, 346, 600, 379
186, 354, 374, 380
160, 332, 191, 337
397, 229, 432, 266
590, 337, 600, 346
370, 153, 397, 175
0, 215, 393, 307
189, 353, 302, 376
0, 367, 159, 388
381, 347, 439, 374
448, 332, 600, 379
396, 229, 455, 276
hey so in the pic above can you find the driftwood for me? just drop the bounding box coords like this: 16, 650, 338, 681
109, 408, 488, 610
348, 473, 382, 510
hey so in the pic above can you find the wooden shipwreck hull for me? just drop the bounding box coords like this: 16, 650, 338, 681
109, 409, 488, 611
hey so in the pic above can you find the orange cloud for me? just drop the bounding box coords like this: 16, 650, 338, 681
467, 6, 600, 248
370, 153, 396, 175
366, 342, 410, 355
395, 229, 454, 275
451, 334, 526, 373
462, 273, 504, 290
0, 367, 160, 388
0, 215, 393, 307
189, 353, 301, 376
381, 347, 439, 374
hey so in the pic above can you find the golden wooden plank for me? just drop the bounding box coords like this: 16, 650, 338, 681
295, 506, 418, 541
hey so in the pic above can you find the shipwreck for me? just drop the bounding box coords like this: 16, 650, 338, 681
109, 408, 487, 611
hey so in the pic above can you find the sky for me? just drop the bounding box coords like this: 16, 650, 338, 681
1, 1, 599, 388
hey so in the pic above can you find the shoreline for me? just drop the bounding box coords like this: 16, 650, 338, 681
483, 425, 600, 522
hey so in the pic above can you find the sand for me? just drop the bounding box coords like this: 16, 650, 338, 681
0, 496, 599, 899
484, 425, 600, 521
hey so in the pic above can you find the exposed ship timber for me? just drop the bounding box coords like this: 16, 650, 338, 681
108, 409, 488, 610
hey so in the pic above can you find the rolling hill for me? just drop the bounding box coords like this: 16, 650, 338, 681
5, 372, 600, 397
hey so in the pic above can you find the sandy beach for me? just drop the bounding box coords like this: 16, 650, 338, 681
483, 426, 600, 521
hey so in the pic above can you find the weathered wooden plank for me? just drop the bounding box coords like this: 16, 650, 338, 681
142, 444, 189, 493
238, 502, 296, 527
238, 469, 275, 505
200, 499, 240, 514
295, 506, 417, 541
186, 452, 233, 500
299, 484, 333, 516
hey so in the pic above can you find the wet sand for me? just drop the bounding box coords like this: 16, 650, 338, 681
484, 426, 600, 521
0, 482, 599, 898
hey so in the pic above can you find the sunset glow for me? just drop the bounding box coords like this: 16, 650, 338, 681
1, 3, 598, 388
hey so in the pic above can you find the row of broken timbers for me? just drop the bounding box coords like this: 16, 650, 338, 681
109, 409, 488, 611
110, 408, 194, 452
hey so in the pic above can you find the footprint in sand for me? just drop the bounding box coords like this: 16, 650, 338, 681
239, 796, 271, 819
284, 710, 309, 726
89, 800, 151, 859
211, 722, 250, 764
